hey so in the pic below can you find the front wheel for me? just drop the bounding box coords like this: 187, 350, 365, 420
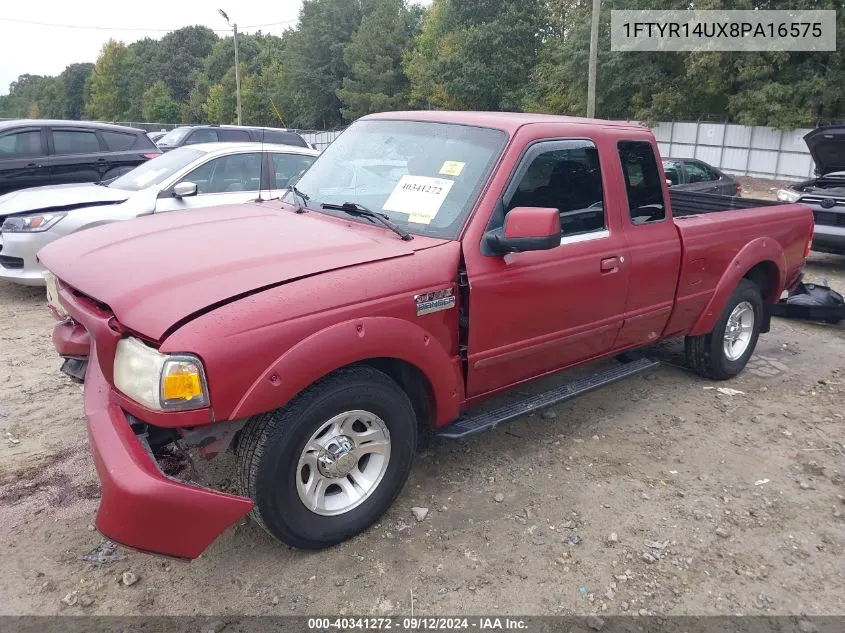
685, 279, 763, 380
236, 365, 417, 549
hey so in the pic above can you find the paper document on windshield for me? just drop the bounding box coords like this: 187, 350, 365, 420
383, 175, 454, 225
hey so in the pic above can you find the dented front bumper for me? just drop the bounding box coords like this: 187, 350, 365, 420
84, 344, 253, 559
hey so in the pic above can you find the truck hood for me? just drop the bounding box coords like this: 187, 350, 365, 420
0, 183, 130, 219
38, 202, 443, 340
804, 126, 845, 176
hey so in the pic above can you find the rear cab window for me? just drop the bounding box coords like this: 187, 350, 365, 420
51, 129, 103, 155
618, 141, 666, 225
505, 139, 606, 240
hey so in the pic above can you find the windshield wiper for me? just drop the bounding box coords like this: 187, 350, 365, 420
287, 185, 310, 213
321, 202, 413, 241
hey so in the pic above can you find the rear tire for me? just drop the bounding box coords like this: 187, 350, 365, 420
236, 365, 417, 549
685, 279, 763, 380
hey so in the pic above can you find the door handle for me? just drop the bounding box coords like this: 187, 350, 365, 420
97, 158, 106, 162
600, 256, 620, 273
25, 162, 43, 169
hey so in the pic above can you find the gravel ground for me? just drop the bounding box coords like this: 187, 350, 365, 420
0, 246, 843, 617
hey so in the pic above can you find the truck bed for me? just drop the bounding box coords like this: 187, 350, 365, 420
670, 190, 785, 218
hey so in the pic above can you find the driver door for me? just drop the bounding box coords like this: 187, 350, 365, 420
155, 152, 264, 213
464, 139, 631, 397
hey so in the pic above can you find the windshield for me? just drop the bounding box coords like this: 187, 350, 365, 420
288, 120, 507, 239
109, 148, 205, 191
157, 127, 193, 146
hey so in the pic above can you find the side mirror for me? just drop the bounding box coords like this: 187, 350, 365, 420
173, 181, 198, 198
484, 207, 561, 255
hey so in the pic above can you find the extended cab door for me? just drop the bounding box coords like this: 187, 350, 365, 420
463, 138, 631, 398
612, 140, 681, 349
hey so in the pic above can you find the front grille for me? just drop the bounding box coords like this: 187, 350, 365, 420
802, 195, 845, 207
0, 255, 23, 269
813, 210, 845, 227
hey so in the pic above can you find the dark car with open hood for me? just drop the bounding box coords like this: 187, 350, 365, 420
777, 126, 845, 255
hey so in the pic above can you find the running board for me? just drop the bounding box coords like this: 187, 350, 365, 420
437, 357, 659, 440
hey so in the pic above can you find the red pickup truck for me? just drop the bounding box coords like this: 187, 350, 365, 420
39, 111, 813, 560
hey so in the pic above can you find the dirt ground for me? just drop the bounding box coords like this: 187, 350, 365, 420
1, 202, 844, 616
736, 176, 793, 201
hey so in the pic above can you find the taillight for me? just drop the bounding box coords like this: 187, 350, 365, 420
143, 153, 160, 159
735, 183, 742, 195
805, 225, 814, 258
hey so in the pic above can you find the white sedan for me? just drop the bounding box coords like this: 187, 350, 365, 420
0, 142, 318, 285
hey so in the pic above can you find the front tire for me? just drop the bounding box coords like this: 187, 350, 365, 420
236, 365, 417, 549
685, 279, 763, 380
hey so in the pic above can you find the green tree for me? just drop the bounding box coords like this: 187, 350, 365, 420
141, 81, 180, 123
58, 63, 94, 119
85, 40, 131, 120
404, 0, 454, 108
406, 0, 543, 111
152, 26, 218, 103
203, 82, 232, 124
287, 0, 365, 127
0, 74, 64, 119
337, 0, 421, 120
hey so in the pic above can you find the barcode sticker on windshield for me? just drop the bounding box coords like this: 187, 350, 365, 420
383, 175, 454, 224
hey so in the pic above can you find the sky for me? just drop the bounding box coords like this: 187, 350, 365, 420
0, 0, 307, 95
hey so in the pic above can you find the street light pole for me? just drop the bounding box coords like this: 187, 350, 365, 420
218, 9, 242, 125
586, 0, 601, 118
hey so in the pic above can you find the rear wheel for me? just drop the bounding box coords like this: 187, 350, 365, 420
685, 279, 763, 380
236, 365, 417, 549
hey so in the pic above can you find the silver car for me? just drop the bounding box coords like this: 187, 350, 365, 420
0, 142, 318, 285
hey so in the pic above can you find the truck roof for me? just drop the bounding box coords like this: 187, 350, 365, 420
362, 110, 648, 134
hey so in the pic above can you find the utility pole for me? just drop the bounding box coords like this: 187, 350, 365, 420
586, 0, 601, 118
233, 23, 242, 125
218, 9, 242, 125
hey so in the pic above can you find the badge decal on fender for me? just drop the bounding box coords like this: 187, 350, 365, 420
415, 288, 456, 316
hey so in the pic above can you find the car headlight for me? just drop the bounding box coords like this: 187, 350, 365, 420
776, 189, 801, 202
113, 337, 209, 411
1, 212, 67, 233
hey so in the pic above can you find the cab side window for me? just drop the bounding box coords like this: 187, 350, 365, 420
618, 141, 666, 224
506, 140, 605, 237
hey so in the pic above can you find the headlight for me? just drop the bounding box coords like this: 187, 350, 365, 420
776, 189, 801, 202
113, 337, 209, 411
1, 212, 66, 233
